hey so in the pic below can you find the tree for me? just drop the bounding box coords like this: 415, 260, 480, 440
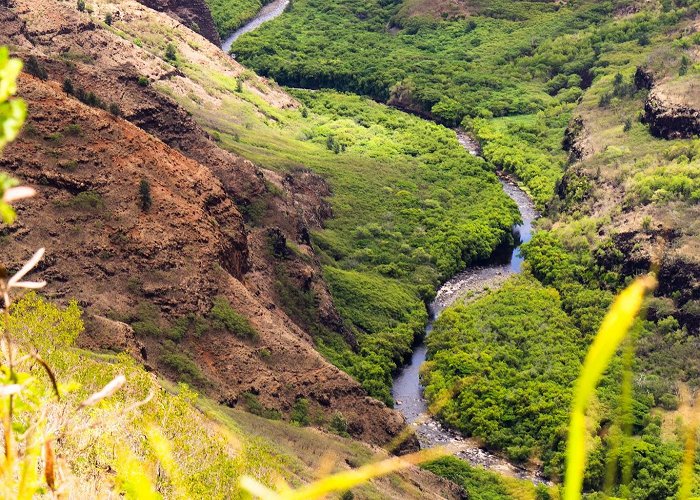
108, 102, 121, 116
105, 12, 113, 26
24, 56, 48, 80
165, 43, 177, 62
62, 78, 74, 95
139, 179, 152, 212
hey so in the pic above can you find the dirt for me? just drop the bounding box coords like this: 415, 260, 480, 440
136, 0, 222, 46
394, 0, 472, 22
0, 0, 418, 451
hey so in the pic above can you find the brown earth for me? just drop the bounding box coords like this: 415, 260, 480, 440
0, 0, 419, 451
136, 0, 222, 46
393, 0, 471, 23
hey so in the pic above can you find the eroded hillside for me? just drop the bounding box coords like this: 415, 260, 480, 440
0, 0, 414, 449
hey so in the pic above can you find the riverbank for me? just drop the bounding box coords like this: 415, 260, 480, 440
391, 131, 546, 483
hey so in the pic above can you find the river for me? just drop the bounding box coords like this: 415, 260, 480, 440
391, 131, 547, 483
221, 0, 290, 53
220, 10, 546, 483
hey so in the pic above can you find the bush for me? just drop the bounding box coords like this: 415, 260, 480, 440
77, 0, 85, 11
160, 342, 206, 385
63, 78, 74, 95
137, 76, 149, 87
290, 397, 310, 426
105, 12, 113, 25
24, 56, 48, 80
64, 123, 82, 136
129, 301, 164, 337
108, 102, 121, 116
240, 392, 282, 419
165, 43, 177, 61
139, 179, 152, 212
329, 411, 349, 436
210, 296, 258, 340
68, 190, 105, 210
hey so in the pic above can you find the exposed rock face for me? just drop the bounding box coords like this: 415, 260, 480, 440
562, 116, 589, 162
601, 230, 700, 334
643, 88, 700, 139
634, 66, 654, 90
136, 0, 221, 46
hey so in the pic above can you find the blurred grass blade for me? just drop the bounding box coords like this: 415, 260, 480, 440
679, 393, 700, 500
44, 438, 55, 492
146, 425, 189, 499
241, 446, 447, 500
564, 275, 656, 500
115, 445, 161, 500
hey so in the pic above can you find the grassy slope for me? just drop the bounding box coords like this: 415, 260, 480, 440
11, 293, 492, 497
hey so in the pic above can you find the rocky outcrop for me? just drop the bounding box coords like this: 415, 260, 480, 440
136, 0, 221, 46
562, 116, 589, 162
634, 66, 654, 90
643, 88, 700, 139
604, 230, 700, 333
634, 66, 700, 140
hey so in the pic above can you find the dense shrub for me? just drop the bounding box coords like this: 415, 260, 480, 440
139, 179, 152, 211
424, 275, 582, 470
210, 296, 259, 340
290, 397, 310, 426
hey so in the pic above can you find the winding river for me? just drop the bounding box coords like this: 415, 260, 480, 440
391, 131, 546, 483
221, 10, 546, 484
221, 0, 290, 53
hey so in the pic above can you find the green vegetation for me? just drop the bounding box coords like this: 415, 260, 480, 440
210, 296, 259, 340
240, 391, 283, 419
423, 457, 541, 499
424, 275, 582, 470
164, 42, 177, 61
205, 0, 273, 38
65, 190, 105, 210
291, 397, 310, 426
160, 340, 207, 385
139, 178, 152, 211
